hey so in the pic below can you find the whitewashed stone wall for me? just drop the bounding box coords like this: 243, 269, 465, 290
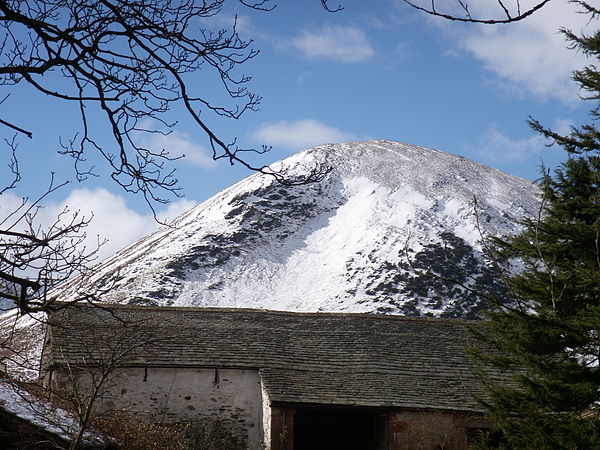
52, 367, 265, 449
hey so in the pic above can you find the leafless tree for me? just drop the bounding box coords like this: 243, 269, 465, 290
401, 0, 552, 24
41, 304, 166, 449
0, 160, 104, 314
0, 0, 338, 314
0, 0, 333, 207
0, 304, 168, 449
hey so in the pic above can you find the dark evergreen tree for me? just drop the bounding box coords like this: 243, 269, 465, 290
478, 3, 600, 448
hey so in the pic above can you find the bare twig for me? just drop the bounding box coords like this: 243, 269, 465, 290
402, 0, 551, 24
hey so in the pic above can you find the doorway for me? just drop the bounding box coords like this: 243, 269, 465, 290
293, 408, 387, 450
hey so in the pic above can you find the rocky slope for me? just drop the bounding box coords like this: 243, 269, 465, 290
59, 140, 539, 319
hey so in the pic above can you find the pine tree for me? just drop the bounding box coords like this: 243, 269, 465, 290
479, 3, 600, 448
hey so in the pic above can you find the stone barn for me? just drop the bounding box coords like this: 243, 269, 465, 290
41, 304, 505, 450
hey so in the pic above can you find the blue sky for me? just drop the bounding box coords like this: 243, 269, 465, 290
1, 0, 595, 260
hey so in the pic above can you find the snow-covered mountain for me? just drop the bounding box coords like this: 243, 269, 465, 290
61, 140, 539, 319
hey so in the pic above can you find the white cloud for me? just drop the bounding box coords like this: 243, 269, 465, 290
550, 118, 574, 136
0, 192, 26, 222
0, 188, 197, 264
474, 119, 572, 163
156, 198, 197, 224
136, 129, 215, 169
253, 119, 354, 150
476, 126, 547, 162
437, 1, 592, 102
202, 14, 258, 37
291, 25, 374, 63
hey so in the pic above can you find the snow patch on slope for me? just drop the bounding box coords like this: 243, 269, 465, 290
55, 140, 539, 318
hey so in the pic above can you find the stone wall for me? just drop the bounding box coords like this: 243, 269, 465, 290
51, 367, 265, 450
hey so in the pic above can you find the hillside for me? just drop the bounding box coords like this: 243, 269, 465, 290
57, 140, 539, 318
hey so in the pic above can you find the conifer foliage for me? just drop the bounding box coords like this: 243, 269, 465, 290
480, 3, 600, 448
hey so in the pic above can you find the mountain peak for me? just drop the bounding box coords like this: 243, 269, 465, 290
64, 141, 539, 318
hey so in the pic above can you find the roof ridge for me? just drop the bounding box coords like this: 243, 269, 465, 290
49, 302, 482, 324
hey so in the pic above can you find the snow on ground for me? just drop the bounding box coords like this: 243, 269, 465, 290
0, 310, 45, 381
0, 378, 106, 445
52, 140, 539, 317
0, 140, 541, 448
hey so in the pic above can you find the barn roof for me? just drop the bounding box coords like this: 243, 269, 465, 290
43, 304, 507, 412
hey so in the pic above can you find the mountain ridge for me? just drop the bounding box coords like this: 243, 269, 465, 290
59, 140, 539, 318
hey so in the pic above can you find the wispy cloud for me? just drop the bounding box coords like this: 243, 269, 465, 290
136, 129, 216, 169
435, 1, 591, 103
201, 13, 261, 39
253, 119, 354, 150
476, 127, 548, 162
473, 119, 572, 163
291, 25, 374, 63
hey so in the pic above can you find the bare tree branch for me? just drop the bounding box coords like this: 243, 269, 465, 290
0, 0, 338, 314
0, 0, 335, 214
0, 143, 105, 313
402, 0, 551, 24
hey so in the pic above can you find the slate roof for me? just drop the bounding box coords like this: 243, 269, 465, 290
43, 304, 508, 412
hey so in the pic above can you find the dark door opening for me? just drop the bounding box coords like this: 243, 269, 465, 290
293, 408, 387, 450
